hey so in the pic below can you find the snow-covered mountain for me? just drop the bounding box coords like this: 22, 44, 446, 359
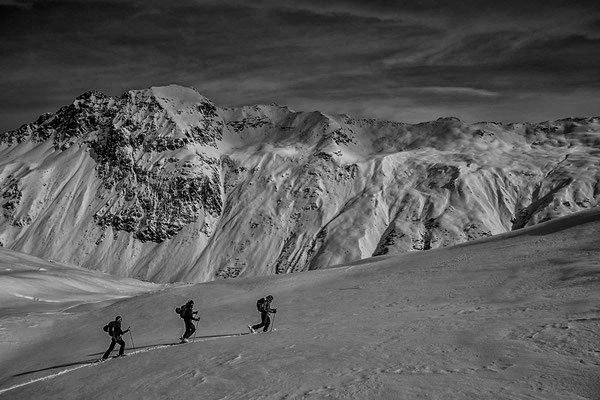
1, 84, 599, 283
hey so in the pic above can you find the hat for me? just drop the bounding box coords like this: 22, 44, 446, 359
187, 299, 194, 304
115, 316, 122, 321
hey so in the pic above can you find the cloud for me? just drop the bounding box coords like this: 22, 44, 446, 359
404, 87, 500, 98
1, 0, 600, 131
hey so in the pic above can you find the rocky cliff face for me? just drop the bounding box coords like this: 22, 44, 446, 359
1, 85, 599, 282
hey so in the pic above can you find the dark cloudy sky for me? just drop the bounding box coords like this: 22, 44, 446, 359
1, 0, 599, 131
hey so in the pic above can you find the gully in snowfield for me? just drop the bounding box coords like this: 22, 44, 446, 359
248, 295, 277, 333
176, 299, 200, 343
102, 316, 130, 360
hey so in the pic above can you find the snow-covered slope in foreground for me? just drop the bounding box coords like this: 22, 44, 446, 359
0, 248, 164, 368
1, 209, 599, 399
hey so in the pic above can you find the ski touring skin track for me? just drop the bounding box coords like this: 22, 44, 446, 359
0, 332, 248, 396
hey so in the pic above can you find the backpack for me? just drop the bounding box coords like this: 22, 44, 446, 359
103, 321, 116, 336
175, 304, 187, 319
256, 298, 265, 312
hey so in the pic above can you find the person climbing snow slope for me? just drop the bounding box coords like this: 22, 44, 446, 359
102, 316, 130, 360
177, 299, 200, 343
248, 295, 277, 333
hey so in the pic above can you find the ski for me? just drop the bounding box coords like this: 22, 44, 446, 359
98, 354, 128, 363
246, 326, 276, 334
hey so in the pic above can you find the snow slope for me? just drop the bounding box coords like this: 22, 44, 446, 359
1, 85, 599, 283
0, 247, 162, 316
0, 208, 599, 399
0, 247, 164, 379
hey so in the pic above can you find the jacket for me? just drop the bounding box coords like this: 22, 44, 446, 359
112, 320, 129, 340
182, 304, 199, 321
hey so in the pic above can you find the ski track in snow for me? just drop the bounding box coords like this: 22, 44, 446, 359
0, 332, 247, 396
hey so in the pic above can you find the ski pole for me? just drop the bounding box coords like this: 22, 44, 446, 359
129, 329, 136, 352
192, 318, 200, 343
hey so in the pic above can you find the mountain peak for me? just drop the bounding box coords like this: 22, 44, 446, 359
150, 84, 211, 106
75, 90, 109, 102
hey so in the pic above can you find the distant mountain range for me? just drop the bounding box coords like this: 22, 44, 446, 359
1, 84, 598, 283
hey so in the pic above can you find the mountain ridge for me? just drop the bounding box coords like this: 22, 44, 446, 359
1, 84, 599, 282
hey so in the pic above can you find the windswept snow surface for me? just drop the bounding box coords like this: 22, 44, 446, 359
0, 247, 162, 315
1, 209, 599, 399
0, 247, 164, 370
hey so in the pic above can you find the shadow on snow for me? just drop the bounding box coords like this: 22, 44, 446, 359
13, 332, 248, 377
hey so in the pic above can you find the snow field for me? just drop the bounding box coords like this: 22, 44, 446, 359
1, 208, 600, 399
